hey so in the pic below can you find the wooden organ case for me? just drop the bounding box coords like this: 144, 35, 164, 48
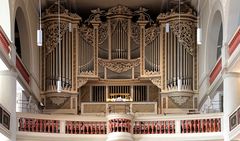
40, 2, 198, 115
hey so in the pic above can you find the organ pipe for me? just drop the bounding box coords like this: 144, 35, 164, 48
42, 3, 197, 97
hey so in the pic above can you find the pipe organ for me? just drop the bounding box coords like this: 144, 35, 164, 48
41, 2, 198, 115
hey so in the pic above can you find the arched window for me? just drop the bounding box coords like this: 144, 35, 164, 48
216, 23, 223, 59
14, 7, 30, 69
207, 10, 223, 70
15, 19, 21, 58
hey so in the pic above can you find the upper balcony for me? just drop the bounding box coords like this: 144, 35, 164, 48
0, 26, 30, 87
228, 26, 240, 72
16, 112, 224, 141
229, 105, 240, 140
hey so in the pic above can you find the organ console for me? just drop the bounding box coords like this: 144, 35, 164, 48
40, 2, 198, 114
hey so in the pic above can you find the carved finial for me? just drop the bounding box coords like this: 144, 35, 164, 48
90, 8, 104, 21
135, 7, 148, 21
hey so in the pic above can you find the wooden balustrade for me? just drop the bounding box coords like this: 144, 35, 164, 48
17, 113, 223, 136
181, 118, 221, 133
133, 121, 175, 134
16, 55, 30, 84
18, 118, 60, 133
0, 27, 10, 54
228, 26, 240, 56
108, 118, 131, 133
209, 58, 222, 85
65, 121, 107, 134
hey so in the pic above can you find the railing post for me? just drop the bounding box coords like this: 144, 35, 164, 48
10, 43, 16, 66
221, 43, 229, 69
175, 120, 181, 134
60, 120, 66, 134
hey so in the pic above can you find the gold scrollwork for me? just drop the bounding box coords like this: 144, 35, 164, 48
98, 58, 140, 73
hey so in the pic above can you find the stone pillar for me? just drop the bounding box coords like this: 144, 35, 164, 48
0, 70, 17, 141
175, 119, 181, 134
60, 120, 66, 134
223, 72, 240, 141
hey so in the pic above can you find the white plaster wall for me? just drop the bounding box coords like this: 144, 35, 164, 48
0, 0, 11, 40
11, 0, 40, 101
225, 0, 240, 42
198, 0, 225, 106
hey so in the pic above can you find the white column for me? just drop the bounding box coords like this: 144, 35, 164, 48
221, 43, 229, 69
60, 120, 66, 134
0, 70, 17, 141
175, 120, 181, 134
223, 72, 240, 141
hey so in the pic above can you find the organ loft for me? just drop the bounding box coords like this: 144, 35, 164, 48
40, 2, 198, 115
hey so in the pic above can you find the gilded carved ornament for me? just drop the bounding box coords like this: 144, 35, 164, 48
106, 5, 133, 16
131, 23, 140, 44
169, 21, 196, 55
98, 58, 140, 73
49, 97, 68, 106
77, 78, 88, 88
150, 78, 161, 89
79, 25, 94, 45
44, 22, 68, 55
169, 96, 190, 106
145, 25, 160, 45
98, 23, 108, 45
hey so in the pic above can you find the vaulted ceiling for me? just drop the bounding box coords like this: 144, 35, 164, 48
35, 0, 198, 20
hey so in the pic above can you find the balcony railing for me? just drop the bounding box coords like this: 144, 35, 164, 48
133, 120, 175, 134
17, 112, 223, 136
18, 118, 60, 133
209, 58, 222, 85
65, 121, 107, 134
229, 105, 240, 131
180, 118, 221, 133
228, 26, 240, 56
0, 26, 10, 54
16, 54, 30, 84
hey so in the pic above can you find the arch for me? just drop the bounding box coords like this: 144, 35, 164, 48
208, 11, 222, 67
0, 0, 11, 40
14, 6, 31, 70
226, 0, 240, 41
205, 1, 223, 72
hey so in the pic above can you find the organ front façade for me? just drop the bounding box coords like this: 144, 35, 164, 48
40, 2, 198, 115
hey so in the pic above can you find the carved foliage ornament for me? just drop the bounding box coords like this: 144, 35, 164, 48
98, 23, 108, 45
79, 25, 94, 45
145, 25, 160, 45
150, 78, 161, 89
44, 21, 68, 55
131, 23, 140, 44
111, 19, 128, 34
170, 21, 196, 55
49, 96, 68, 106
98, 58, 140, 73
106, 5, 133, 16
170, 96, 190, 106
77, 78, 88, 88
43, 2, 81, 19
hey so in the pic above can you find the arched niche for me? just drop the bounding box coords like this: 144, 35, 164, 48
207, 10, 223, 71
226, 0, 240, 41
14, 7, 30, 70
0, 0, 11, 40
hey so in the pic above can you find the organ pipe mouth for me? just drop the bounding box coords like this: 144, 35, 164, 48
37, 29, 42, 46
165, 23, 170, 33
57, 80, 62, 93
197, 27, 202, 45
